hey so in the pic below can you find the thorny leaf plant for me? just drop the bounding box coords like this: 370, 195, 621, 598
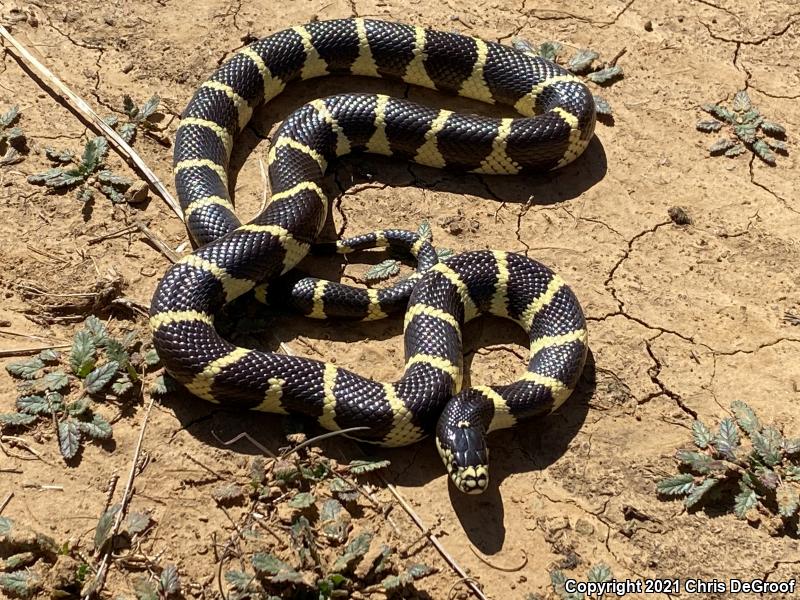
27, 136, 137, 203
220, 436, 433, 599
0, 105, 27, 166
1, 316, 160, 461
657, 401, 800, 536
512, 39, 623, 117
105, 94, 166, 145
523, 564, 614, 600
697, 90, 788, 165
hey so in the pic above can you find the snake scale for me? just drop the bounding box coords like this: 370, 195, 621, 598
149, 18, 594, 493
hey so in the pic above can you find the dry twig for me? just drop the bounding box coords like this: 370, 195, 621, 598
0, 25, 183, 220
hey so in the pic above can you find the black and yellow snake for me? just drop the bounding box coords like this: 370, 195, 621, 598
149, 18, 593, 493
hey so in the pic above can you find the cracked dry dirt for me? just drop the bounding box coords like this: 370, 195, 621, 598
0, 0, 799, 598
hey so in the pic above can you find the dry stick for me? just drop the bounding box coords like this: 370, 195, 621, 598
83, 396, 154, 600
0, 343, 71, 357
0, 25, 183, 221
381, 478, 490, 600
135, 220, 181, 263
0, 491, 13, 514
0, 329, 69, 344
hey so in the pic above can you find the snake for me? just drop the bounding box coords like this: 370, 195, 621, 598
149, 18, 594, 494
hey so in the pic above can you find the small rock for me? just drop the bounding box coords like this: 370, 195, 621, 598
104, 15, 115, 26
574, 518, 594, 536
121, 62, 134, 74
44, 555, 82, 596
644, 19, 653, 31
668, 206, 692, 225
125, 180, 149, 204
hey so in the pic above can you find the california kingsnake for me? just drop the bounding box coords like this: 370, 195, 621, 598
149, 18, 593, 493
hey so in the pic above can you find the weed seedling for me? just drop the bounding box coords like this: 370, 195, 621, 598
657, 401, 800, 535
0, 105, 26, 165
697, 90, 788, 165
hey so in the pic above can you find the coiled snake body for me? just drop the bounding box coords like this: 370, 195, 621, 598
149, 18, 594, 493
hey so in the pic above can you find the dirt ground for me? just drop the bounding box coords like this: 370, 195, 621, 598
0, 0, 799, 598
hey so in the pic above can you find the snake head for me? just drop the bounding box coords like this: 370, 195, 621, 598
436, 392, 492, 494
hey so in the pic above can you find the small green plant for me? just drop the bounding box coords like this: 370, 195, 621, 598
512, 39, 622, 117
697, 90, 788, 165
1, 316, 160, 461
27, 136, 138, 203
534, 563, 613, 600
105, 94, 163, 144
0, 105, 26, 165
220, 437, 432, 599
365, 220, 453, 282
657, 401, 800, 535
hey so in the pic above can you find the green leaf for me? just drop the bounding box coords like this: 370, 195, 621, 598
103, 114, 119, 128
84, 361, 119, 394
0, 413, 37, 426
592, 94, 612, 116
733, 482, 759, 518
94, 504, 120, 551
118, 122, 137, 143
567, 49, 599, 74
123, 95, 138, 118
81, 137, 108, 173
715, 417, 740, 457
44, 147, 74, 163
0, 105, 19, 128
724, 143, 747, 157
382, 572, 413, 590
730, 401, 760, 436
417, 220, 433, 242
764, 137, 788, 153
6, 357, 45, 379
684, 477, 718, 508
330, 477, 359, 502
760, 120, 786, 136
676, 449, 718, 474
0, 570, 41, 597
111, 373, 133, 396
150, 374, 169, 395
365, 259, 400, 281
755, 465, 778, 489
84, 316, 108, 344
783, 438, 800, 455
125, 511, 152, 535
133, 577, 158, 600
58, 419, 81, 459
586, 65, 622, 84
734, 123, 758, 144
732, 90, 751, 112
68, 396, 90, 416
77, 187, 94, 203
70, 330, 96, 376
537, 41, 562, 61
39, 370, 69, 392
436, 247, 455, 261
332, 530, 373, 573
702, 103, 736, 123
785, 465, 800, 482
38, 348, 60, 363
709, 138, 736, 154
139, 95, 161, 120
752, 427, 783, 466
17, 394, 50, 415
753, 139, 776, 165
251, 553, 303, 583
656, 473, 694, 496
159, 564, 180, 595
348, 458, 391, 474
105, 339, 130, 370
696, 120, 723, 133
97, 169, 132, 188
320, 499, 350, 543
777, 483, 800, 518
144, 349, 160, 367
27, 167, 85, 189
288, 491, 316, 509
224, 570, 253, 592
77, 414, 113, 440
0, 516, 11, 535
0, 148, 22, 166
691, 420, 714, 449
587, 563, 613, 583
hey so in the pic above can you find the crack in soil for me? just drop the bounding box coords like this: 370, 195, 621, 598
641, 338, 698, 419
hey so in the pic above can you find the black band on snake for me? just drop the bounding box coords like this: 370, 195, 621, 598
149, 18, 594, 494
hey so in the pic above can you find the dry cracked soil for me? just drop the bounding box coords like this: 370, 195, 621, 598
0, 0, 799, 598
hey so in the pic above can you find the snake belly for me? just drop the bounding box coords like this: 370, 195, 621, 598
149, 18, 593, 492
